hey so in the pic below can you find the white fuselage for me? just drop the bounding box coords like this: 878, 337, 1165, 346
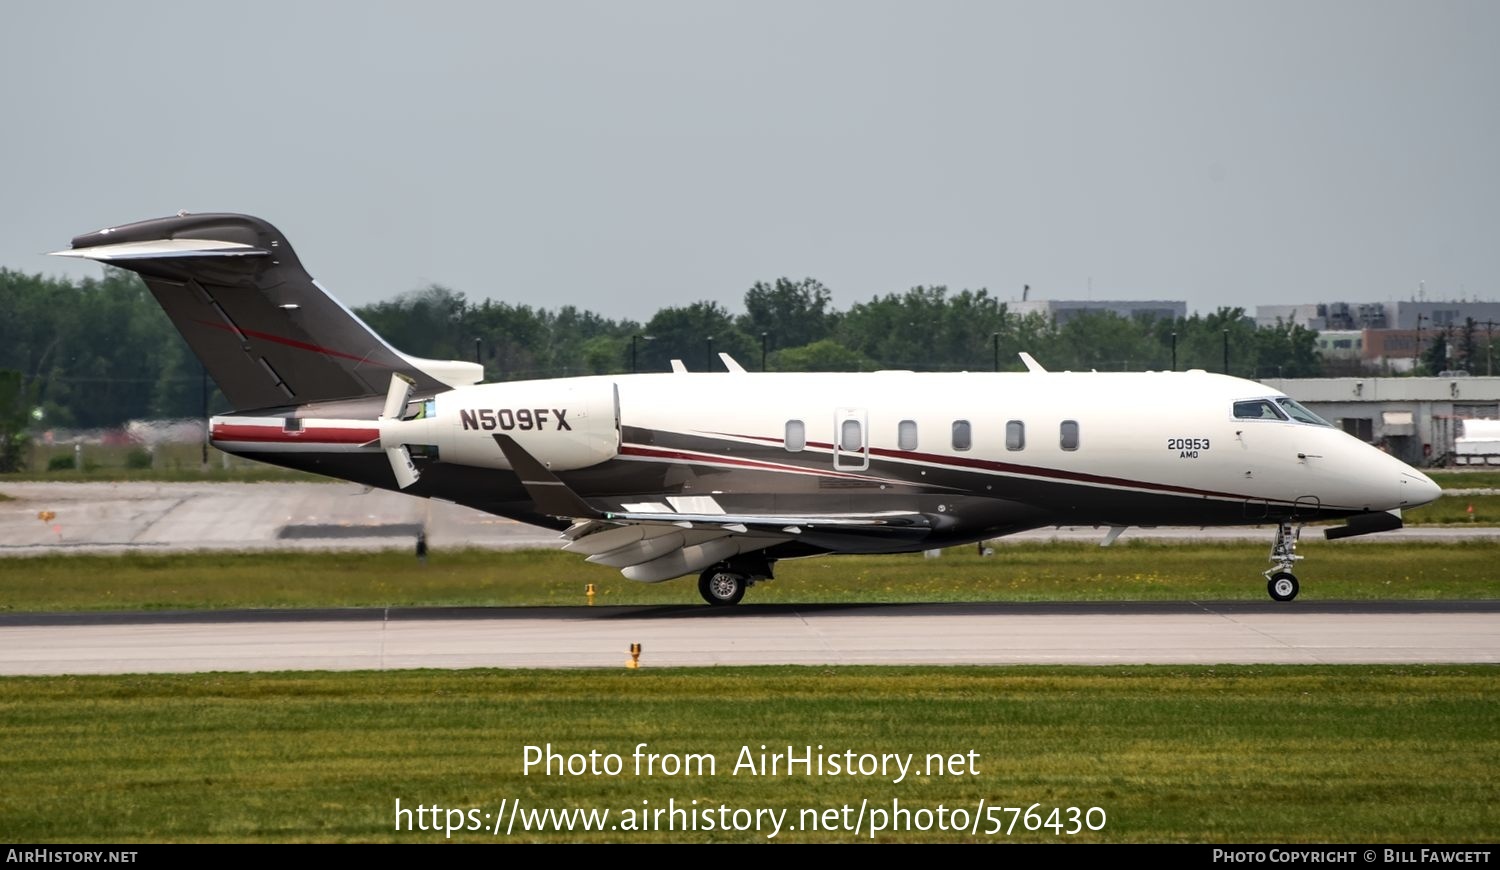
214, 368, 1440, 528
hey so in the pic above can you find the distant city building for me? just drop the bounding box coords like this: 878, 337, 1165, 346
1257, 304, 1327, 329
1384, 300, 1500, 330
1258, 299, 1500, 374
1008, 299, 1186, 325
1312, 329, 1364, 361
1361, 329, 1420, 373
1256, 299, 1500, 331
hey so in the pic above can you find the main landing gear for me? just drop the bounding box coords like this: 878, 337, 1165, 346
1264, 521, 1303, 602
697, 558, 776, 606
698, 567, 749, 606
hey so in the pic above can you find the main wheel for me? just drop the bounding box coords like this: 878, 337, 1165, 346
1267, 572, 1300, 602
699, 568, 747, 606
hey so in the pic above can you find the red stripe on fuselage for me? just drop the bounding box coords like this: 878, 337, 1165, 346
619, 444, 905, 484
701, 429, 1285, 504
211, 423, 378, 444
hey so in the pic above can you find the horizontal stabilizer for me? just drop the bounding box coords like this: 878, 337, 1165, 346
51, 238, 267, 261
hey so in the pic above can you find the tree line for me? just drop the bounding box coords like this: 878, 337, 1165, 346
2, 267, 1324, 434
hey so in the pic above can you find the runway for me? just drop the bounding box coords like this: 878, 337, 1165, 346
3, 483, 1495, 676
2, 481, 1497, 556
1, 601, 1495, 675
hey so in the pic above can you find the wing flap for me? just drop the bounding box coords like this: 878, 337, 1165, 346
603, 509, 932, 531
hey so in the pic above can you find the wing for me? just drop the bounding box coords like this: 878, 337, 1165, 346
493, 434, 935, 581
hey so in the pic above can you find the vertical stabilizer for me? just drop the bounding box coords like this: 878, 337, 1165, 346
53, 213, 482, 411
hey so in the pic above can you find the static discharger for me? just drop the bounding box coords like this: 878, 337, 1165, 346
627, 643, 641, 669
586, 583, 596, 606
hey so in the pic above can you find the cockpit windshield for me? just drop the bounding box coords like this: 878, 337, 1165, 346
1274, 397, 1331, 426
1233, 399, 1288, 421
1232, 397, 1331, 426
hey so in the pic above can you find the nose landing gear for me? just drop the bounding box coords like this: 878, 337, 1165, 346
1264, 521, 1304, 601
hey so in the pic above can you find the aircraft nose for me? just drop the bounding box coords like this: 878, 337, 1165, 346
1401, 470, 1442, 508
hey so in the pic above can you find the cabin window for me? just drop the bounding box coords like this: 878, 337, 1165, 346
951, 420, 972, 451
1060, 420, 1080, 451
785, 420, 805, 452
1005, 420, 1025, 451
898, 420, 918, 451
1233, 399, 1288, 421
840, 419, 863, 452
282, 417, 303, 433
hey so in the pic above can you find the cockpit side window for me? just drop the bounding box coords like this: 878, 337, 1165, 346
1233, 399, 1288, 421
1275, 398, 1332, 426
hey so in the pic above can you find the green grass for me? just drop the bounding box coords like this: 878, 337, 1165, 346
0, 540, 1495, 613
0, 666, 1493, 843
6, 442, 323, 482
1404, 494, 1500, 524
2, 466, 323, 483
1429, 469, 1500, 490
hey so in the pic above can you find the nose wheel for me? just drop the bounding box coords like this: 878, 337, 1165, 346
1263, 521, 1304, 602
1267, 572, 1300, 602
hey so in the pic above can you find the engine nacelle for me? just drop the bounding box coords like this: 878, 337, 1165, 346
420, 378, 620, 471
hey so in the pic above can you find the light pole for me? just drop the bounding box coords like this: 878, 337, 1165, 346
1486, 320, 1495, 377
761, 332, 769, 372
706, 336, 715, 372
992, 332, 999, 372
1415, 314, 1427, 375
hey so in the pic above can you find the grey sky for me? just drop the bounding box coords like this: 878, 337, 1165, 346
3, 1, 1496, 322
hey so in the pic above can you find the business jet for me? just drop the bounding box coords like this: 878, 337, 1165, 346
53, 212, 1442, 605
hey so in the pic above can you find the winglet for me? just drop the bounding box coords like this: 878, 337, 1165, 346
718, 353, 747, 373
1018, 352, 1048, 373
670, 359, 688, 374
493, 434, 601, 519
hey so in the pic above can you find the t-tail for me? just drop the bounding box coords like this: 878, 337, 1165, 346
51, 212, 482, 412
